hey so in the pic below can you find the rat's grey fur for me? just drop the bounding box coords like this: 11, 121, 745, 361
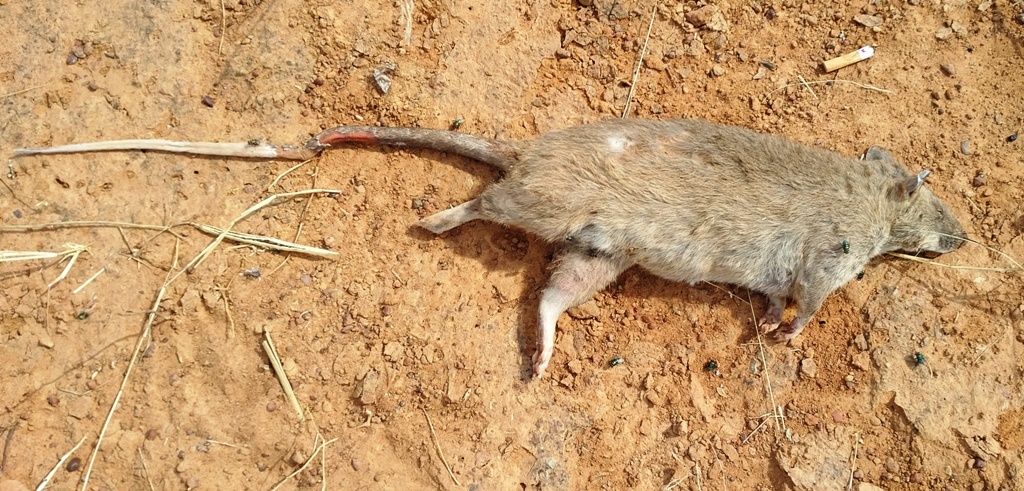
343, 119, 965, 377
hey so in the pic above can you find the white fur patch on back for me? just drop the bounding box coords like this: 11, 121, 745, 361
607, 135, 631, 153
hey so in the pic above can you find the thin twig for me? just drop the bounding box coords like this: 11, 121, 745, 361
887, 253, 1020, 273
797, 75, 818, 99
268, 437, 337, 491
747, 291, 785, 434
219, 0, 226, 54
741, 414, 772, 444
35, 435, 86, 491
621, 5, 657, 118
1, 421, 17, 476
1, 82, 51, 99
422, 409, 461, 486
971, 328, 1009, 365
399, 0, 414, 46
72, 268, 106, 295
262, 331, 304, 422
769, 79, 893, 95
80, 281, 169, 491
137, 448, 155, 491
0, 221, 186, 239
182, 189, 341, 274
268, 160, 310, 190
847, 432, 859, 490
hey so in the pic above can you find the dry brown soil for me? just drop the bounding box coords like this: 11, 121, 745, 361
2, 0, 1024, 489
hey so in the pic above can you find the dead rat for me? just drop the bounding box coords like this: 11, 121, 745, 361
15, 118, 967, 378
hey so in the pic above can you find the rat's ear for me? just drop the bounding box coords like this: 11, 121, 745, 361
862, 146, 895, 162
892, 170, 931, 199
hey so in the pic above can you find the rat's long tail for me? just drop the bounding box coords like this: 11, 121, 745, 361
14, 126, 521, 170
307, 126, 519, 170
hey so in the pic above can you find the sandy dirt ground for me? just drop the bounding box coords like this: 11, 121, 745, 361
1, 0, 1023, 489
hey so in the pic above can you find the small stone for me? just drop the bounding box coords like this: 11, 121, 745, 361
567, 360, 583, 375
47, 394, 60, 406
799, 358, 817, 378
832, 410, 846, 423
973, 173, 987, 187
38, 333, 54, 349
853, 14, 883, 27
291, 450, 306, 466
885, 458, 899, 473
266, 401, 278, 412
383, 341, 404, 362
66, 54, 78, 65
351, 458, 363, 471
555, 48, 571, 59
686, 5, 719, 27
71, 40, 88, 59
201, 95, 215, 107
940, 64, 956, 77
185, 477, 199, 489
566, 300, 601, 320
935, 27, 954, 40
851, 352, 871, 371
974, 458, 986, 469
146, 428, 160, 440
709, 64, 725, 77
299, 274, 313, 286
870, 415, 882, 426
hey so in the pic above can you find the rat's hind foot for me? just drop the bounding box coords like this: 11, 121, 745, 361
532, 346, 553, 379
770, 317, 807, 343
758, 296, 785, 333
417, 198, 482, 234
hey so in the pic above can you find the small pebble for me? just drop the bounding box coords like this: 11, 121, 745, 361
201, 95, 215, 107
940, 63, 956, 77
66, 457, 82, 472
145, 428, 159, 440
47, 394, 60, 407
12, 210, 22, 218
960, 140, 973, 156
765, 7, 776, 20
831, 410, 845, 423
66, 54, 79, 65
1008, 133, 1018, 143
972, 173, 987, 187
185, 477, 199, 489
974, 458, 986, 469
266, 401, 278, 412
351, 458, 363, 471
299, 274, 313, 286
291, 450, 306, 466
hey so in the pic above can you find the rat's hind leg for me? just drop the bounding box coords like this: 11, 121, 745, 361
417, 198, 483, 234
771, 283, 829, 343
533, 250, 632, 379
758, 296, 785, 333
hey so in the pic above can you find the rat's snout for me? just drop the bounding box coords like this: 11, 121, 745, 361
935, 232, 968, 254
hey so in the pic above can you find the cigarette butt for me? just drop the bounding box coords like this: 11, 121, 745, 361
822, 46, 875, 72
